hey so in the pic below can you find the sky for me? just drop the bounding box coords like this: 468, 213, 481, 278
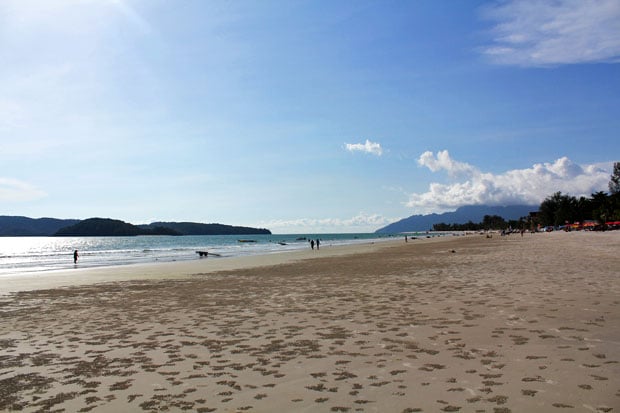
1, 0, 619, 233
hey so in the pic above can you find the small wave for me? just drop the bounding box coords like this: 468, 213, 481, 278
0, 233, 405, 274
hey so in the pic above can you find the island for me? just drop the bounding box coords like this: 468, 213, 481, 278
0, 216, 271, 237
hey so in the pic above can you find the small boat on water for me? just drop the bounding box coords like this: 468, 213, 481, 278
238, 239, 257, 243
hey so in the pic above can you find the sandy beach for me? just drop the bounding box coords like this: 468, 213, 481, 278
1, 232, 618, 412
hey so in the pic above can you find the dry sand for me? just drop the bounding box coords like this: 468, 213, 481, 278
1, 232, 618, 412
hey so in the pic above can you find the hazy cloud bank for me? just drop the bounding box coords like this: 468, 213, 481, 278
408, 151, 611, 213
0, 178, 46, 202
260, 212, 393, 233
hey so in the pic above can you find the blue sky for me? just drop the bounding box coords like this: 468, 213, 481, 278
1, 0, 619, 233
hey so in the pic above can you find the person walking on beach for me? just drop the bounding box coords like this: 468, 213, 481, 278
316, 238, 320, 250
310, 239, 315, 250
73, 249, 79, 264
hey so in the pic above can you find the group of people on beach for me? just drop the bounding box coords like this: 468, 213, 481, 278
309, 239, 320, 250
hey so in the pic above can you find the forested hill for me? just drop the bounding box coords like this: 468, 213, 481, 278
55, 218, 181, 236
0, 216, 271, 236
375, 205, 537, 233
0, 216, 80, 236
140, 222, 271, 235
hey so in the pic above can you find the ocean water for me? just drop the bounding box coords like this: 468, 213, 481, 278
0, 233, 405, 276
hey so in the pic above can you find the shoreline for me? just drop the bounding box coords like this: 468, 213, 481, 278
1, 231, 618, 412
0, 232, 406, 279
0, 234, 460, 295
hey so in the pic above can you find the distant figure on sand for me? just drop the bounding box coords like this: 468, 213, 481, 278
310, 240, 315, 250
405, 235, 408, 243
73, 250, 79, 264
316, 239, 320, 250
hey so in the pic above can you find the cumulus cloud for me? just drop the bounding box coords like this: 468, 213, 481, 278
481, 0, 620, 66
345, 140, 383, 156
260, 212, 393, 233
408, 151, 611, 213
0, 178, 46, 202
418, 150, 476, 177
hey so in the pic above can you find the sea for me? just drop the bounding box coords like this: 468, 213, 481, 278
0, 233, 412, 276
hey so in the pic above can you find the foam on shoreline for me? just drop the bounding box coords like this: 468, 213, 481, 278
0, 234, 456, 294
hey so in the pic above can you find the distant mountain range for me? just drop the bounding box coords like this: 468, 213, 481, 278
55, 218, 182, 236
1, 207, 537, 236
0, 216, 271, 236
0, 216, 80, 236
139, 222, 271, 236
375, 205, 538, 233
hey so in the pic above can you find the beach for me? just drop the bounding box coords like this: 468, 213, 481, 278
1, 232, 618, 412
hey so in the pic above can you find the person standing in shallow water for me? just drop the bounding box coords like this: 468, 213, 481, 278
73, 250, 79, 264
310, 240, 315, 250
316, 239, 320, 250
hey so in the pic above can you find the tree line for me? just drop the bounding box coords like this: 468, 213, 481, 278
433, 215, 527, 231
433, 162, 620, 231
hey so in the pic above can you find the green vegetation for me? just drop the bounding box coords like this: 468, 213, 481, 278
0, 217, 79, 236
536, 191, 619, 228
536, 163, 620, 227
1, 216, 272, 237
55, 218, 182, 236
433, 215, 525, 231
140, 222, 271, 235
53, 218, 271, 236
433, 162, 620, 231
609, 161, 620, 194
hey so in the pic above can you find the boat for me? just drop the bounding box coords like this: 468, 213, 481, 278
238, 239, 257, 243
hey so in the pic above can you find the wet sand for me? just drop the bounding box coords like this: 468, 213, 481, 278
1, 232, 619, 412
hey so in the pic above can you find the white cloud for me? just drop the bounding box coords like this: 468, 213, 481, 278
345, 139, 383, 156
418, 150, 476, 177
0, 178, 46, 202
259, 212, 394, 233
481, 0, 620, 66
407, 151, 611, 213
